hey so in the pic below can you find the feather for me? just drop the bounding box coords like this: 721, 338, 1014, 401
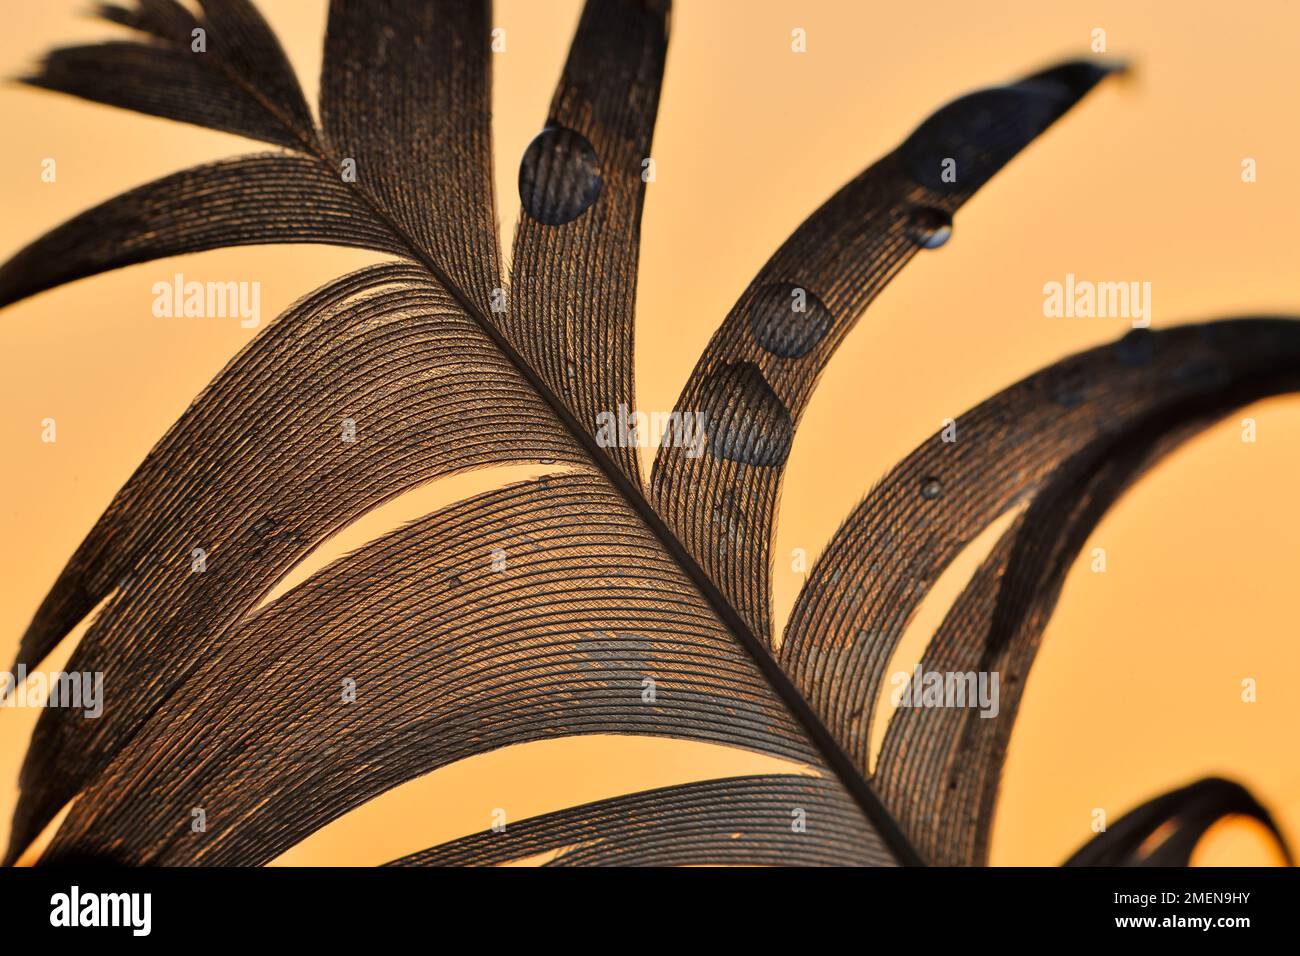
0, 156, 407, 308
388, 774, 892, 867
37, 475, 844, 866
879, 406, 1295, 865
4, 263, 586, 861
1065, 778, 1293, 866
96, 0, 202, 40
783, 319, 1300, 798
26, 0, 315, 149
499, 0, 669, 482
2, 0, 1292, 868
6, 0, 911, 868
876, 423, 1203, 864
651, 61, 1122, 641
320, 0, 502, 315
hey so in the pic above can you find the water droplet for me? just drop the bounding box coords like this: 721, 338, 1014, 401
902, 86, 1063, 193
518, 126, 602, 225
1174, 360, 1230, 393
919, 476, 943, 500
1115, 328, 1154, 366
1048, 364, 1088, 408
697, 361, 793, 468
250, 516, 278, 538
577, 630, 654, 684
904, 206, 953, 249
747, 282, 834, 358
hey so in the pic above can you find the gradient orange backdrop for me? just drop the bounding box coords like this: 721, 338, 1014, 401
1, 0, 1297, 866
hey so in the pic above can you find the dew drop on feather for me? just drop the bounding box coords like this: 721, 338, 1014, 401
1048, 364, 1089, 408
901, 86, 1062, 192
518, 126, 602, 225
903, 206, 953, 249
1174, 359, 1231, 393
748, 282, 834, 358
697, 361, 793, 467
1115, 328, 1154, 367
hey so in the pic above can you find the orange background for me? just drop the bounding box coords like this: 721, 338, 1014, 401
1, 0, 1297, 865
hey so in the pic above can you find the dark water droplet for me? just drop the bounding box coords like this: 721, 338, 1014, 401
1196, 324, 1226, 349
919, 476, 943, 500
1048, 364, 1089, 408
747, 282, 834, 358
518, 125, 602, 225
1115, 328, 1154, 366
1174, 359, 1231, 393
250, 516, 278, 538
697, 361, 793, 468
577, 630, 654, 685
902, 86, 1063, 193
1193, 320, 1284, 358
688, 687, 770, 730
904, 206, 953, 249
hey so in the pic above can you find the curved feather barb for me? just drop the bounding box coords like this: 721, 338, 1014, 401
0, 156, 406, 307
39, 475, 831, 866
319, 0, 502, 314
29, 0, 316, 149
388, 775, 893, 867
5, 264, 588, 860
1066, 778, 1293, 867
650, 59, 1124, 642
874, 409, 1273, 864
784, 321, 1300, 765
0, 0, 1293, 868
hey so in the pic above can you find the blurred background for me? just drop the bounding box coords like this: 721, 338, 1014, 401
1, 0, 1297, 865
